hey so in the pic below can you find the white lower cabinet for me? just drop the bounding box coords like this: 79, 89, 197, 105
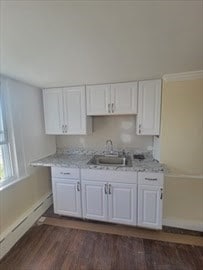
51, 167, 164, 229
51, 168, 82, 217
108, 183, 137, 225
81, 169, 138, 226
82, 181, 108, 221
137, 172, 163, 229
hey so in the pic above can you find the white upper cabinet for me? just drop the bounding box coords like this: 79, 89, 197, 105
86, 82, 138, 115
43, 86, 92, 135
137, 79, 162, 135
86, 84, 111, 115
43, 88, 63, 134
111, 82, 138, 114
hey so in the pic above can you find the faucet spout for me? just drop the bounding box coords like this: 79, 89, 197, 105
105, 139, 113, 155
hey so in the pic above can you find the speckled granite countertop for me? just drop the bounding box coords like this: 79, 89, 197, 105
31, 151, 166, 173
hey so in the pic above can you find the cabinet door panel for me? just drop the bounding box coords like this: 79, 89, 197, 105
63, 86, 86, 134
138, 184, 162, 229
111, 82, 138, 114
108, 182, 137, 225
137, 80, 161, 135
52, 179, 82, 217
86, 84, 111, 115
82, 180, 108, 221
43, 88, 63, 134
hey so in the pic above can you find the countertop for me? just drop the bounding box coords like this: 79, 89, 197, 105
31, 152, 166, 172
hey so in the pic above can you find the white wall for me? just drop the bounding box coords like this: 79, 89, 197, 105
0, 77, 55, 242
57, 115, 153, 151
6, 77, 56, 176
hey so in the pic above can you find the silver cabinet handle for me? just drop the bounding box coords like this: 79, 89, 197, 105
105, 183, 108, 194
108, 104, 111, 113
77, 181, 81, 191
65, 124, 68, 133
160, 188, 163, 200
139, 124, 141, 134
62, 125, 65, 133
145, 178, 158, 181
111, 103, 114, 113
60, 172, 70, 175
109, 184, 112, 194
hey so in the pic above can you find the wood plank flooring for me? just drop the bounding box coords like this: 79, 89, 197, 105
1, 223, 203, 270
42, 216, 203, 247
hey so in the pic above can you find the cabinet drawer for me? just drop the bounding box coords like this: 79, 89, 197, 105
81, 169, 137, 184
51, 167, 80, 179
138, 172, 163, 186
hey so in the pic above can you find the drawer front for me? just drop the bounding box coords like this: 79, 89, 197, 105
51, 167, 80, 179
138, 172, 163, 186
81, 169, 137, 184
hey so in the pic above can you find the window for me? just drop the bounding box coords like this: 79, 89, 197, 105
0, 84, 13, 183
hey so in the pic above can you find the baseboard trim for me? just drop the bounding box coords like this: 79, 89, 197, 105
163, 218, 203, 232
0, 192, 53, 260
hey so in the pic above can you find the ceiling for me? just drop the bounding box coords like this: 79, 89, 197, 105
1, 0, 203, 88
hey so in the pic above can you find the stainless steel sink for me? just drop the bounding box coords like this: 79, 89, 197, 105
87, 155, 132, 167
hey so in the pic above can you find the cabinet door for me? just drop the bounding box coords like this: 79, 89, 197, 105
138, 184, 163, 229
63, 86, 87, 134
82, 180, 108, 221
52, 179, 82, 217
108, 182, 137, 225
43, 88, 63, 134
137, 79, 161, 135
111, 82, 138, 114
86, 84, 111, 115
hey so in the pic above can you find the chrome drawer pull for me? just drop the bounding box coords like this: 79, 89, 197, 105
108, 104, 111, 113
145, 178, 157, 181
105, 184, 108, 194
77, 182, 81, 191
60, 172, 70, 175
160, 188, 163, 199
109, 184, 112, 194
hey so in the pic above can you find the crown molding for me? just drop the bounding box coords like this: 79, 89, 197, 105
162, 70, 203, 82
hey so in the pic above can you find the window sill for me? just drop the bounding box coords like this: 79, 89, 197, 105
0, 174, 29, 191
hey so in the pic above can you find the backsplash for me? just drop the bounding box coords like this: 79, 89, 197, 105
56, 116, 153, 150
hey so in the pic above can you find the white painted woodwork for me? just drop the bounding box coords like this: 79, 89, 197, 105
86, 82, 138, 115
138, 172, 164, 186
43, 88, 63, 134
43, 86, 92, 135
51, 167, 80, 179
137, 79, 161, 135
111, 82, 138, 114
137, 172, 163, 229
63, 86, 86, 134
86, 84, 111, 115
138, 184, 163, 229
81, 169, 137, 184
82, 180, 108, 221
108, 182, 137, 225
52, 179, 82, 217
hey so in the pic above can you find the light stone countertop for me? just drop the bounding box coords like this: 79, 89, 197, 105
31, 152, 166, 173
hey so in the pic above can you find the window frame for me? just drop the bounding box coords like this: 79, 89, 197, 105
0, 79, 18, 190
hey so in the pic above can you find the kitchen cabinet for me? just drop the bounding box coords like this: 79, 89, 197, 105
51, 167, 82, 217
137, 172, 163, 229
43, 86, 92, 135
81, 169, 137, 225
108, 182, 137, 225
86, 82, 138, 115
81, 180, 108, 221
137, 79, 161, 135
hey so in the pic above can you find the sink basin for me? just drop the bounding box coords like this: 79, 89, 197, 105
87, 155, 132, 167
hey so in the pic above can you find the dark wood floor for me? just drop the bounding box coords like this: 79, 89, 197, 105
1, 223, 203, 270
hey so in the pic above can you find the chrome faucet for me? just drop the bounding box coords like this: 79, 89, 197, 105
105, 139, 114, 155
